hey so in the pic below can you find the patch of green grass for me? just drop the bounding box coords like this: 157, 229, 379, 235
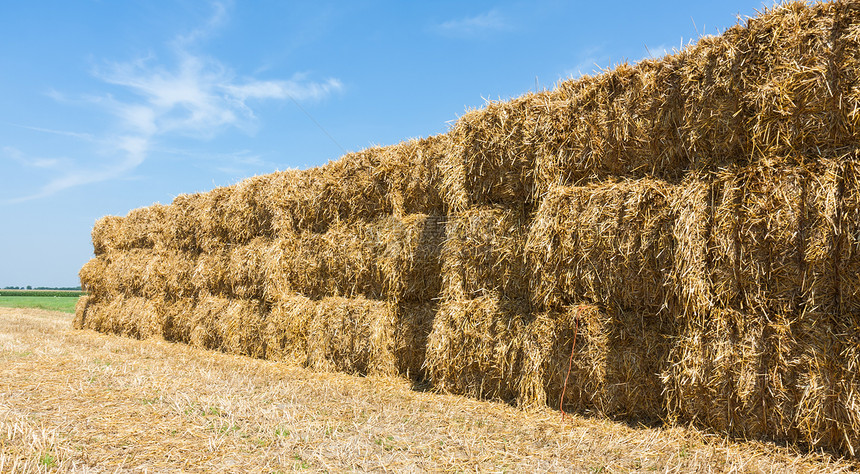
0, 290, 84, 297
39, 452, 57, 467
0, 295, 82, 313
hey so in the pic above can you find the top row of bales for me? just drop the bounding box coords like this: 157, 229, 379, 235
92, 137, 447, 255
93, 1, 860, 255
440, 0, 860, 211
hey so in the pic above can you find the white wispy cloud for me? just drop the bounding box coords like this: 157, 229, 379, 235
7, 1, 343, 203
644, 44, 672, 60
564, 46, 611, 79
436, 9, 510, 37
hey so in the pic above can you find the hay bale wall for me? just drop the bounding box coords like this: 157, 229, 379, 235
77, 1, 860, 457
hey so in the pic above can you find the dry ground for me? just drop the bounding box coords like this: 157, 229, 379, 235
0, 307, 857, 473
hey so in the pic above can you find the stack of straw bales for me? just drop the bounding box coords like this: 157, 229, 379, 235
77, 1, 860, 457
78, 135, 448, 379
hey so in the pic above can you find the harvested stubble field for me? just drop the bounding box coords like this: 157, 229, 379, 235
2, 307, 856, 473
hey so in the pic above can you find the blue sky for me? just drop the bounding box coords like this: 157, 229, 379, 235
1, 0, 772, 287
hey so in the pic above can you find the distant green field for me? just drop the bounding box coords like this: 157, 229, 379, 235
0, 293, 83, 313
0, 290, 84, 297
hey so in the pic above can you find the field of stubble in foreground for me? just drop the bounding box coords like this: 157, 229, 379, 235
1, 307, 857, 473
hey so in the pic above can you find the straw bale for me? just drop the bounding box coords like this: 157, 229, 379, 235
307, 296, 397, 376
78, 294, 165, 340
263, 293, 316, 364
264, 215, 444, 301
663, 307, 860, 455
157, 297, 194, 344
222, 174, 275, 243
379, 135, 446, 216
264, 148, 394, 235
792, 315, 860, 456
263, 293, 399, 376
524, 305, 670, 422
194, 186, 234, 252
192, 248, 231, 297
738, 1, 860, 161
264, 224, 380, 300
527, 179, 675, 312
226, 238, 270, 300
440, 93, 547, 210
424, 294, 531, 403
73, 295, 91, 330
79, 256, 110, 298
186, 293, 266, 358
537, 59, 690, 193
162, 193, 203, 252
443, 2, 860, 208
82, 249, 196, 300
393, 301, 437, 380
839, 158, 860, 317
91, 205, 170, 255
668, 176, 713, 321
91, 215, 124, 256
709, 163, 840, 316
376, 214, 445, 302
441, 208, 530, 301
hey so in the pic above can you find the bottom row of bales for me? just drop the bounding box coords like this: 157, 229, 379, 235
74, 293, 433, 378
74, 292, 663, 422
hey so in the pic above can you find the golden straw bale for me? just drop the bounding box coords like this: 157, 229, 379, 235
379, 136, 446, 216
142, 250, 197, 300
91, 215, 124, 255
222, 174, 275, 244
792, 316, 860, 456
91, 205, 169, 254
441, 208, 530, 301
663, 307, 860, 455
83, 250, 196, 300
73, 295, 91, 330
668, 176, 712, 321
376, 214, 445, 302
79, 294, 164, 340
424, 294, 532, 403
839, 157, 860, 317
393, 301, 437, 380
442, 1, 860, 209
264, 148, 394, 235
192, 248, 231, 297
538, 59, 690, 194
307, 296, 397, 376
262, 168, 321, 235
677, 34, 745, 167
525, 305, 671, 422
226, 238, 270, 300
263, 293, 397, 375
440, 92, 548, 210
162, 193, 203, 252
79, 257, 111, 299
317, 221, 383, 298
160, 297, 197, 344
737, 1, 859, 161
186, 293, 266, 357
195, 186, 234, 252
527, 179, 675, 313
264, 225, 380, 300
263, 293, 316, 364
709, 163, 838, 316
